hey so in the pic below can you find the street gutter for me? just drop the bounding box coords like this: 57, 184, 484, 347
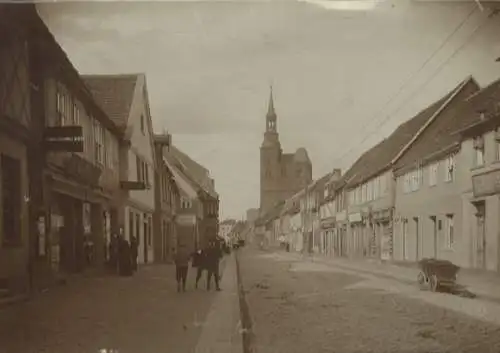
235, 250, 256, 353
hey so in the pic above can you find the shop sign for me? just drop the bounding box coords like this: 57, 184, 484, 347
120, 181, 146, 190
176, 214, 196, 225
44, 126, 83, 152
348, 212, 362, 223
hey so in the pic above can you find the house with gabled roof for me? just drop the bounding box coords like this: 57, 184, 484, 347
392, 76, 481, 266
442, 77, 500, 272
162, 144, 219, 252
279, 188, 305, 252
344, 76, 479, 260
163, 150, 203, 254
318, 169, 342, 256
83, 73, 157, 265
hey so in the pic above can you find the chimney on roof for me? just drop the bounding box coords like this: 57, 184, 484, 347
331, 168, 342, 181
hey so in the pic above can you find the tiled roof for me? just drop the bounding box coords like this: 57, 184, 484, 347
394, 77, 480, 174
82, 74, 139, 127
344, 78, 471, 189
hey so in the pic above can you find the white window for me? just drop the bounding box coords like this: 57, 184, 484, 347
373, 177, 379, 199
349, 191, 354, 206
444, 155, 455, 182
403, 174, 409, 193
429, 162, 438, 186
474, 136, 485, 167
367, 180, 373, 201
445, 215, 454, 248
475, 147, 485, 167
409, 170, 420, 192
381, 173, 387, 195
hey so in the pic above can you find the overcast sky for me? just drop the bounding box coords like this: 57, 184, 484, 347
37, 0, 500, 220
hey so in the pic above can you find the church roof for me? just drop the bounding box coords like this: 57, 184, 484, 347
294, 148, 310, 163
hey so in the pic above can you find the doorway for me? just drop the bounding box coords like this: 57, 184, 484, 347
430, 216, 437, 259
402, 219, 408, 261
413, 217, 420, 260
474, 201, 486, 270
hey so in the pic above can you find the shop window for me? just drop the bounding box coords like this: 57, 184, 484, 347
1, 154, 22, 246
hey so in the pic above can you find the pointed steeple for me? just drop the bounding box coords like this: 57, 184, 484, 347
267, 85, 276, 118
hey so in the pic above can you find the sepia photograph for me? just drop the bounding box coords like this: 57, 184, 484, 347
1, 0, 500, 352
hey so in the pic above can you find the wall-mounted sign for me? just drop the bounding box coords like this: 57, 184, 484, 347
176, 214, 196, 226
348, 212, 362, 223
472, 168, 500, 198
44, 126, 83, 152
120, 181, 146, 190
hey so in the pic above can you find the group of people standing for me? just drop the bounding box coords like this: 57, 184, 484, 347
173, 240, 224, 292
107, 233, 139, 276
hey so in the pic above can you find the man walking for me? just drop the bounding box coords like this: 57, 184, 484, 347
174, 244, 190, 292
205, 240, 222, 291
191, 248, 206, 289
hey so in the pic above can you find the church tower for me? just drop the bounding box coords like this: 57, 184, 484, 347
260, 86, 282, 213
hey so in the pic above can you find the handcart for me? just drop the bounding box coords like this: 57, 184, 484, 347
417, 258, 460, 292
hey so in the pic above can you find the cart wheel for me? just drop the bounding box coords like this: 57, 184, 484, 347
417, 272, 427, 289
429, 274, 439, 292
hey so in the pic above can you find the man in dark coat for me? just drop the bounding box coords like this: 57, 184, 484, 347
130, 236, 138, 271
174, 245, 190, 292
205, 240, 222, 291
191, 248, 207, 289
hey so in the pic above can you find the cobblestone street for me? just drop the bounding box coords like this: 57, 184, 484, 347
239, 249, 500, 353
0, 256, 238, 353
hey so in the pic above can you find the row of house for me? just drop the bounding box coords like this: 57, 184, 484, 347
0, 4, 219, 298
256, 73, 500, 273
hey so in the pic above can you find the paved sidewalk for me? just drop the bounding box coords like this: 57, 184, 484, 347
277, 251, 500, 302
194, 254, 242, 353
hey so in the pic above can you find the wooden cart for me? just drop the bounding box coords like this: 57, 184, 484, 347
417, 258, 460, 292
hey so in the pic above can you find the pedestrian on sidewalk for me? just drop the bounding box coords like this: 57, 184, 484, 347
130, 235, 138, 272
191, 247, 207, 289
205, 240, 222, 291
174, 244, 190, 292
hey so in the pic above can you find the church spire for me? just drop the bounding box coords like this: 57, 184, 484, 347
267, 85, 276, 118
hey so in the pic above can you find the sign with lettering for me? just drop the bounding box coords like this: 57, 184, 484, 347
472, 169, 500, 197
44, 126, 84, 152
176, 214, 196, 225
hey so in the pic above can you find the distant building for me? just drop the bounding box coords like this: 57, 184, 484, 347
259, 87, 313, 214
219, 219, 236, 240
